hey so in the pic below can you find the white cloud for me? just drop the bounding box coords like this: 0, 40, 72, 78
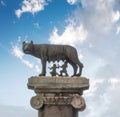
81, 0, 116, 34
85, 79, 105, 97
35, 65, 41, 72
12, 45, 24, 59
33, 22, 40, 29
67, 0, 79, 5
49, 22, 88, 46
15, 0, 48, 18
80, 78, 120, 117
109, 78, 120, 90
78, 53, 84, 59
11, 45, 34, 68
49, 0, 120, 48
0, 104, 36, 117
1, 1, 6, 6
22, 59, 34, 68
11, 38, 41, 72
116, 26, 120, 34
112, 10, 120, 23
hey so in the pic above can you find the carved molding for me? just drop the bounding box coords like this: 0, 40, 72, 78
43, 94, 72, 105
30, 94, 44, 110
71, 94, 86, 111
30, 93, 86, 111
28, 76, 89, 111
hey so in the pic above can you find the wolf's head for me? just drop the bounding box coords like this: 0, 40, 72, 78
22, 41, 34, 54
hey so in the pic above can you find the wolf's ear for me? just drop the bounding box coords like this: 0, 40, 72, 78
23, 41, 26, 45
30, 40, 33, 44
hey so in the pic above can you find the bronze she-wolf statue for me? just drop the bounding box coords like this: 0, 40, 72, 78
22, 41, 83, 76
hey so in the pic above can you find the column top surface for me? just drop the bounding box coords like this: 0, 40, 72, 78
28, 76, 89, 93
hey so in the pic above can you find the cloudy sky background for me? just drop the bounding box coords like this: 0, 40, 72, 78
0, 0, 120, 117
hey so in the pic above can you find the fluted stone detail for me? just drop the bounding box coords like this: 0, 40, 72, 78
30, 94, 44, 110
30, 93, 86, 110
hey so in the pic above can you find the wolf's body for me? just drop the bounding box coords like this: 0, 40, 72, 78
22, 41, 83, 76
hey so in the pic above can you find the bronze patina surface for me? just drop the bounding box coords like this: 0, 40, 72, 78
22, 41, 83, 76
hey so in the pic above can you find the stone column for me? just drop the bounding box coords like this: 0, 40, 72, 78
27, 76, 89, 117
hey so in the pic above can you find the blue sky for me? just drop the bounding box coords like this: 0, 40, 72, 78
0, 0, 120, 117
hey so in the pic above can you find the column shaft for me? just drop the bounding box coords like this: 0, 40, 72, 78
38, 105, 78, 117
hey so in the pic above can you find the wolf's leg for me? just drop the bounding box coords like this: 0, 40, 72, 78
39, 59, 46, 76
